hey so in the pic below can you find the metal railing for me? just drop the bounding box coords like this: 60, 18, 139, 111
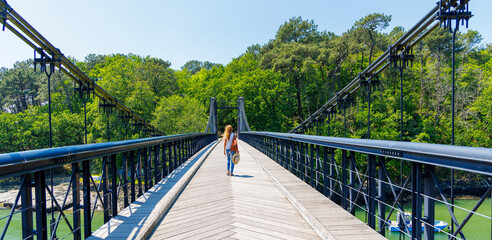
241, 132, 492, 240
0, 133, 216, 240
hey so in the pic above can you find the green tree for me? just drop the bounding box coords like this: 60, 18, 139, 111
152, 95, 207, 135
353, 13, 391, 65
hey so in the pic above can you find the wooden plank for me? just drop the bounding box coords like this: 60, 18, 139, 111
242, 141, 387, 240
149, 141, 320, 239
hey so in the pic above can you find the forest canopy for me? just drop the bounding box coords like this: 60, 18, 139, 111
0, 15, 491, 154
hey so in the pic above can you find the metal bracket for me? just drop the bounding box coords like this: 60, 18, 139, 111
436, 0, 472, 32
118, 114, 133, 121
359, 73, 380, 93
388, 45, 415, 70
0, 1, 8, 31
74, 82, 94, 101
337, 96, 354, 110
98, 101, 116, 114
34, 49, 62, 76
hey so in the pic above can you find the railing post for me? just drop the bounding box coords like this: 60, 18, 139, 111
281, 140, 286, 168
137, 150, 143, 197
368, 154, 376, 229
71, 163, 81, 239
169, 141, 174, 171
316, 145, 320, 189
111, 154, 118, 218
310, 144, 315, 188
271, 137, 274, 160
143, 148, 149, 191
21, 173, 33, 240
378, 156, 386, 236
294, 141, 299, 176
289, 140, 294, 172
412, 162, 423, 239
154, 145, 159, 184
102, 156, 110, 223
323, 147, 329, 197
342, 150, 348, 210
34, 171, 47, 239
329, 148, 335, 200
147, 147, 153, 188
299, 143, 305, 181
274, 138, 279, 163
173, 141, 178, 170
162, 144, 168, 178
130, 150, 136, 203
349, 152, 356, 215
176, 140, 183, 166
180, 139, 184, 164
423, 165, 435, 240
122, 152, 129, 208
82, 159, 92, 238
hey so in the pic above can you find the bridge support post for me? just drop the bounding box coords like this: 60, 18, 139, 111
341, 150, 348, 210
82, 159, 92, 238
180, 140, 184, 165
143, 148, 149, 192
315, 145, 320, 189
349, 152, 356, 215
423, 165, 435, 240
279, 140, 284, 168
310, 144, 314, 187
162, 144, 168, 179
122, 152, 129, 208
411, 162, 423, 238
329, 148, 335, 200
368, 154, 376, 229
102, 156, 110, 223
21, 174, 33, 240
323, 147, 329, 197
377, 156, 386, 237
148, 147, 153, 188
34, 171, 48, 240
168, 142, 173, 173
137, 150, 143, 197
175, 141, 179, 168
129, 151, 136, 203
71, 163, 81, 240
289, 141, 294, 173
302, 143, 307, 182
154, 145, 159, 185
111, 154, 118, 218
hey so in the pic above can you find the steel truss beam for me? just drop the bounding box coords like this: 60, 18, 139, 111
290, 0, 470, 134
0, 0, 164, 135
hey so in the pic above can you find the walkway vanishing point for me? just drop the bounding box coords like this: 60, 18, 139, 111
89, 140, 385, 240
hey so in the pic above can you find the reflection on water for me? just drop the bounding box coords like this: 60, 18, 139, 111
354, 199, 491, 240
0, 209, 104, 240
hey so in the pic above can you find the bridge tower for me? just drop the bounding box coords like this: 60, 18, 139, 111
204, 97, 251, 135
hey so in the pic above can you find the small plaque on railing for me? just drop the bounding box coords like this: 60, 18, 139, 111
380, 149, 402, 157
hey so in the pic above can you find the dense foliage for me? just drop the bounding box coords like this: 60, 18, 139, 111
0, 14, 490, 156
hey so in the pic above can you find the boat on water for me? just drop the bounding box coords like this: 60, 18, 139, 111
387, 212, 448, 232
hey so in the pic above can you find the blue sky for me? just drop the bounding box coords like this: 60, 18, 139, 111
1, 0, 490, 70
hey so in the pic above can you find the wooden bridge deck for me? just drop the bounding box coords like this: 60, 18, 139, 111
91, 140, 385, 240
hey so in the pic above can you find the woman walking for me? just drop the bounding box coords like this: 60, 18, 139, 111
223, 125, 238, 176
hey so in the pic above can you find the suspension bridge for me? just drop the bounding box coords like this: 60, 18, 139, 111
1, 0, 491, 240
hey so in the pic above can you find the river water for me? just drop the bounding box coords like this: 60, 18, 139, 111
0, 199, 489, 239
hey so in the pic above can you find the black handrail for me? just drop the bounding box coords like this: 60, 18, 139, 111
243, 132, 492, 176
0, 133, 216, 240
240, 131, 492, 240
0, 133, 213, 178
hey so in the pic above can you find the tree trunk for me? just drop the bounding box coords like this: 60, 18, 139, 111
295, 76, 303, 120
